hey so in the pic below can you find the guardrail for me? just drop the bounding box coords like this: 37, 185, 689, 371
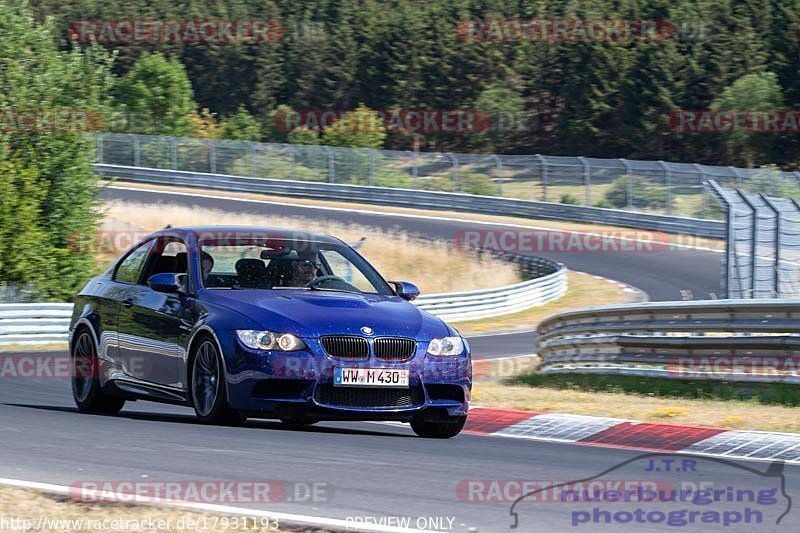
0, 257, 566, 345
537, 299, 800, 383
416, 256, 567, 322
94, 164, 725, 238
0, 304, 74, 345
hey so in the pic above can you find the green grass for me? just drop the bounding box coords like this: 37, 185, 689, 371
512, 373, 800, 407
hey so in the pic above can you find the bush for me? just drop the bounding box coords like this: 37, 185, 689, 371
559, 193, 580, 205
460, 173, 497, 195
219, 106, 261, 141
287, 126, 320, 145
742, 165, 800, 198
417, 176, 455, 192
375, 171, 415, 189
605, 175, 670, 210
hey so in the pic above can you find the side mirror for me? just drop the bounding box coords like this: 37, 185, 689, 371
391, 281, 420, 301
147, 273, 185, 294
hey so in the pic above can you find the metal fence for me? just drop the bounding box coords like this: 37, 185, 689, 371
537, 299, 800, 383
707, 180, 800, 299
95, 165, 725, 238
96, 134, 800, 220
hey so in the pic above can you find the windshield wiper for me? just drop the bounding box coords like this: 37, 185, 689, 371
269, 285, 359, 294
307, 286, 360, 294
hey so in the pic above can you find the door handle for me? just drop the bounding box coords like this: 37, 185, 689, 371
123, 298, 135, 308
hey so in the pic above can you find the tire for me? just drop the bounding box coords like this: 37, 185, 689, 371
410, 414, 467, 439
71, 330, 125, 414
190, 337, 246, 426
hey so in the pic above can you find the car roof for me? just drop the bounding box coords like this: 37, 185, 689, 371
151, 226, 341, 244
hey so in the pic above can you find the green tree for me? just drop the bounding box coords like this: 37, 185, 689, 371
219, 106, 261, 141
115, 52, 196, 136
321, 105, 386, 148
287, 126, 320, 145
619, 28, 679, 158
711, 72, 784, 167
0, 1, 114, 301
472, 85, 526, 152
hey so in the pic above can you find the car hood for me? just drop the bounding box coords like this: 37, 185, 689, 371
204, 289, 451, 339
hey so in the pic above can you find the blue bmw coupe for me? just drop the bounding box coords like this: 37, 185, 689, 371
68, 227, 471, 438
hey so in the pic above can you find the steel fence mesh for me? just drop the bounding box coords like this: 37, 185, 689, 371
709, 180, 800, 299
97, 134, 800, 223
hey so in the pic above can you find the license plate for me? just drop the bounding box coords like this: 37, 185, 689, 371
334, 368, 409, 387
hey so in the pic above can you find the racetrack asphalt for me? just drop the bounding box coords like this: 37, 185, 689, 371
1, 373, 798, 532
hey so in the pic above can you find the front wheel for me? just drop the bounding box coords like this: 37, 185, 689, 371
410, 414, 466, 438
190, 338, 246, 426
71, 330, 125, 414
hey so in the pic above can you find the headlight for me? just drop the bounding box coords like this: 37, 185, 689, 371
236, 330, 306, 351
427, 336, 465, 356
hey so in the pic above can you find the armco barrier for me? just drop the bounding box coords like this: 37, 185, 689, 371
537, 299, 800, 382
0, 258, 566, 345
0, 304, 74, 345
415, 259, 566, 322
94, 165, 725, 238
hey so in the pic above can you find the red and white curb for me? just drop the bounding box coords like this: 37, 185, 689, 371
463, 408, 800, 464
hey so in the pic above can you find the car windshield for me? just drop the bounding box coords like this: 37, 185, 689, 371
199, 236, 393, 295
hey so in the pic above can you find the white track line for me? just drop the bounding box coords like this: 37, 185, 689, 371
0, 478, 432, 533
106, 185, 724, 253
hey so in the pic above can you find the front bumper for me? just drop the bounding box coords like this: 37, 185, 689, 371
221, 333, 471, 421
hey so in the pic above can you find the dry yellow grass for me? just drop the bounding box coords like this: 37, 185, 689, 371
101, 201, 520, 294
0, 343, 67, 352
472, 380, 800, 433
0, 487, 304, 532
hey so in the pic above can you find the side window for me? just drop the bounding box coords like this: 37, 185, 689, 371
143, 238, 189, 280
114, 240, 155, 284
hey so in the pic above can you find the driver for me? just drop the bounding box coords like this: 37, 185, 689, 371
201, 251, 215, 284
289, 248, 320, 287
